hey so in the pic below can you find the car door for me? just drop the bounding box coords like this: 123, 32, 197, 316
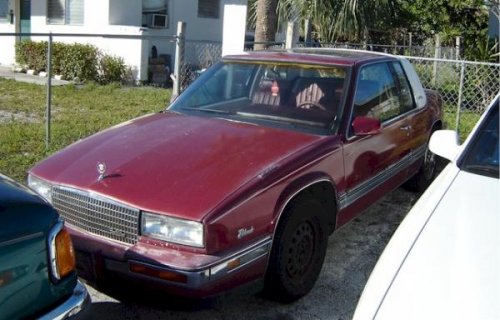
391, 61, 434, 165
340, 61, 417, 215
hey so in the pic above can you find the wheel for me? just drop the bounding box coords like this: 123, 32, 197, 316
406, 134, 438, 192
296, 101, 326, 111
263, 194, 328, 303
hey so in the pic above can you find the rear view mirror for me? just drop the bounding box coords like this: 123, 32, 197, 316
352, 116, 382, 136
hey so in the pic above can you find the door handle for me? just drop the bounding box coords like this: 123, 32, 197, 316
400, 125, 412, 136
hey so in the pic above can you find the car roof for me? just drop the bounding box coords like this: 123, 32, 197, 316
223, 48, 397, 67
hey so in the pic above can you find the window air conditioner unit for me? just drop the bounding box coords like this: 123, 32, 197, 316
148, 14, 168, 28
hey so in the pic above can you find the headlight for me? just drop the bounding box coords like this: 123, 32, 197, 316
141, 212, 204, 248
28, 174, 53, 203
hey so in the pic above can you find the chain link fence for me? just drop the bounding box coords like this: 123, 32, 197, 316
301, 42, 460, 60
405, 56, 499, 135
178, 40, 222, 92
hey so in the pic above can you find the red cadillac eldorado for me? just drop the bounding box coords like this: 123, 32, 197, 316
28, 49, 442, 302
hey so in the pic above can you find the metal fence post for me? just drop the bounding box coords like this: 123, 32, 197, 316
455, 61, 466, 136
285, 21, 297, 49
46, 32, 53, 148
408, 32, 412, 55
363, 29, 368, 50
455, 36, 461, 60
432, 34, 441, 87
304, 19, 311, 46
172, 21, 186, 101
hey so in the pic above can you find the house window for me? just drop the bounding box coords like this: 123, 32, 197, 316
0, 0, 8, 23
47, 0, 84, 25
198, 0, 219, 19
142, 0, 168, 28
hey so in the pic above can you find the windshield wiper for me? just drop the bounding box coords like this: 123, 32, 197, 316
236, 112, 325, 128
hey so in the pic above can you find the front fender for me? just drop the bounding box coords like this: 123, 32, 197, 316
273, 172, 338, 234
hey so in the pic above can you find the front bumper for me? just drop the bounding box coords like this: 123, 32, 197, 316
39, 280, 90, 320
70, 227, 272, 297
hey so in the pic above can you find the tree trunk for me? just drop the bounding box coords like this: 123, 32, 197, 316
254, 0, 279, 50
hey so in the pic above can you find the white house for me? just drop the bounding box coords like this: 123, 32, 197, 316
0, 0, 248, 81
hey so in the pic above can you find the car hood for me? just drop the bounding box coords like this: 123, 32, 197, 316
0, 173, 58, 240
354, 165, 500, 320
31, 112, 325, 221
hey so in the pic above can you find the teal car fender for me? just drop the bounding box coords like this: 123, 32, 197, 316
0, 174, 88, 320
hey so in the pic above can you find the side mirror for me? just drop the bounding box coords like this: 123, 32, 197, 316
352, 116, 382, 136
429, 130, 461, 161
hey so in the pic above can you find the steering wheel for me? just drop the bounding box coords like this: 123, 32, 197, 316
296, 101, 327, 111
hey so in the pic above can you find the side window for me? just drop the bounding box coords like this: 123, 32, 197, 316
353, 63, 400, 123
392, 62, 416, 114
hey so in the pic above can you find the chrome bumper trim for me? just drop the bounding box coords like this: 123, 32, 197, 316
39, 280, 90, 320
112, 237, 272, 288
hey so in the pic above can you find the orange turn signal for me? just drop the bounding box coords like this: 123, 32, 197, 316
55, 228, 76, 279
130, 262, 187, 283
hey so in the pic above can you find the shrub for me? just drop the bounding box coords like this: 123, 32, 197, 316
15, 40, 47, 72
58, 43, 99, 82
15, 41, 127, 83
98, 54, 127, 84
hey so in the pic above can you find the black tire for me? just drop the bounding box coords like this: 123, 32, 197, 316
406, 135, 438, 193
263, 194, 328, 303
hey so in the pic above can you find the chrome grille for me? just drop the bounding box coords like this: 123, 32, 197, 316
52, 187, 139, 245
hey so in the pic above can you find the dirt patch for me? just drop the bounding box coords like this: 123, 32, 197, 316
0, 110, 40, 124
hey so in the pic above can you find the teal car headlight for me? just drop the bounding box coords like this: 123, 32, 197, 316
28, 174, 53, 203
141, 212, 204, 248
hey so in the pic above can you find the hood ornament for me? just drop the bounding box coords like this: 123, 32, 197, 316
97, 162, 107, 181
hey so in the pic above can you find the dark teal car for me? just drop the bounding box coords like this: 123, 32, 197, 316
0, 174, 89, 319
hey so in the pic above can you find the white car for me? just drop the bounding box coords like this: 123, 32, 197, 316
353, 94, 499, 320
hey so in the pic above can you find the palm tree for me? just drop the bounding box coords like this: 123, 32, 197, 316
253, 0, 279, 50
250, 0, 397, 44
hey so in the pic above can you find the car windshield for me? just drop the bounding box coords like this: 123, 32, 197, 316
460, 98, 499, 178
169, 61, 349, 134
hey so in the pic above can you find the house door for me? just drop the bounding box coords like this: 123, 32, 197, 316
20, 0, 31, 40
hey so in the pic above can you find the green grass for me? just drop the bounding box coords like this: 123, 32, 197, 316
0, 79, 170, 182
442, 103, 481, 142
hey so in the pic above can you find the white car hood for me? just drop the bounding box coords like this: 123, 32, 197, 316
355, 164, 500, 320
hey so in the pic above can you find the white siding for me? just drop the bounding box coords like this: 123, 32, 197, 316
222, 1, 247, 56
109, 0, 141, 26
0, 0, 244, 79
170, 0, 222, 41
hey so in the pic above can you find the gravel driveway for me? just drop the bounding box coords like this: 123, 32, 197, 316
81, 188, 419, 320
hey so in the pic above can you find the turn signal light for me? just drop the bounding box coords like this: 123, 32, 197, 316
130, 262, 187, 283
55, 228, 76, 279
